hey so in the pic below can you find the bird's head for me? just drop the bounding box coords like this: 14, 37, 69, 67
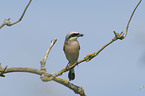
65, 32, 84, 43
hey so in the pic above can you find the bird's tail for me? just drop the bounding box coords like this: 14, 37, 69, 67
68, 68, 75, 81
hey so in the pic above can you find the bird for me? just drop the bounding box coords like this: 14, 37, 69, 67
63, 32, 83, 81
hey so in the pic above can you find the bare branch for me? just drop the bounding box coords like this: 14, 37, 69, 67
0, 0, 32, 29
53, 77, 86, 96
0, 67, 86, 96
40, 39, 57, 73
4, 67, 41, 75
125, 0, 142, 38
43, 39, 57, 62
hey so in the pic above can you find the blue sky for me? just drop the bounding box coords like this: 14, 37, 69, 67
0, 0, 145, 96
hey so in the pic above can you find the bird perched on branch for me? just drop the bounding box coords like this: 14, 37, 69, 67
63, 32, 83, 81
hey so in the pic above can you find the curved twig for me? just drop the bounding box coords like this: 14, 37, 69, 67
0, 0, 32, 29
125, 0, 142, 37
40, 39, 57, 73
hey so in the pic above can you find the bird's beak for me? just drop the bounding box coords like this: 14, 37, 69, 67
78, 33, 84, 37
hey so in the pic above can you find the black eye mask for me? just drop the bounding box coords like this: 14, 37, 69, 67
68, 33, 79, 39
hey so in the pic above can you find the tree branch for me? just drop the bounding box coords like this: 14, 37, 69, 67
125, 0, 142, 38
0, 66, 86, 96
0, 0, 32, 29
40, 39, 57, 74
4, 67, 41, 75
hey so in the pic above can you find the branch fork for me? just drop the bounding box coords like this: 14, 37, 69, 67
0, 63, 8, 77
113, 31, 125, 40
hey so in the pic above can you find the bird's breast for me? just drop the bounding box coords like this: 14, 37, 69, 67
64, 41, 80, 64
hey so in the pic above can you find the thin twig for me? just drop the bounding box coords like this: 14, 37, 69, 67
0, 0, 32, 29
125, 0, 142, 37
40, 39, 57, 73
44, 39, 57, 62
